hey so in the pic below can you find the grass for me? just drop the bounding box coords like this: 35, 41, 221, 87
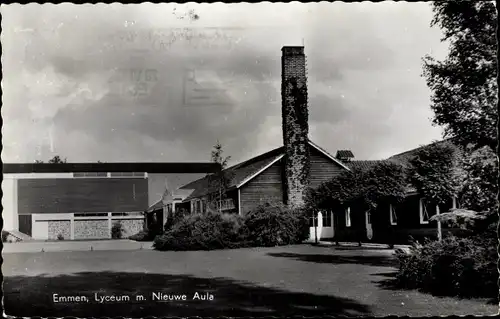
3, 245, 497, 317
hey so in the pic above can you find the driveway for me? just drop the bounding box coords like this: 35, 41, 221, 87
3, 245, 497, 317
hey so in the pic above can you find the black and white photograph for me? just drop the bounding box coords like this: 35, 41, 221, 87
1, 1, 498, 317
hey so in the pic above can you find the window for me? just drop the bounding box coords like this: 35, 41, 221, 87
309, 214, 318, 227
112, 212, 142, 216
345, 207, 351, 227
108, 172, 146, 177
439, 196, 459, 214
202, 199, 207, 213
419, 198, 437, 224
322, 211, 332, 227
196, 200, 201, 214
217, 199, 235, 211
73, 172, 107, 177
389, 204, 397, 225
74, 212, 108, 217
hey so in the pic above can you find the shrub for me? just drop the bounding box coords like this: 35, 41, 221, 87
111, 222, 124, 239
154, 212, 248, 251
395, 234, 497, 298
129, 230, 156, 241
163, 208, 188, 233
244, 204, 309, 247
2, 230, 13, 243
57, 234, 65, 241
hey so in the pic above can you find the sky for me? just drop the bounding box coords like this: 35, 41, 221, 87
2, 2, 449, 169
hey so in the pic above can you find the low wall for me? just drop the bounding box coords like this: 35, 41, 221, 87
32, 213, 144, 240
74, 219, 109, 239
48, 221, 72, 240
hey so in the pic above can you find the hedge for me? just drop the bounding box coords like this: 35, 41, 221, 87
153, 204, 309, 251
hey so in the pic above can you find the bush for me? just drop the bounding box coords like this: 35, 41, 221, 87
163, 208, 188, 233
57, 234, 64, 241
244, 204, 309, 247
111, 222, 124, 239
129, 230, 156, 241
2, 230, 12, 243
154, 212, 248, 251
395, 234, 497, 298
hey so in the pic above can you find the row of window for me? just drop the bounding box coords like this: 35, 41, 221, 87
190, 198, 236, 214
73, 212, 143, 217
72, 172, 147, 178
309, 196, 459, 228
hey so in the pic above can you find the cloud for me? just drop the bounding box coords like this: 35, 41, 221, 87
2, 2, 447, 164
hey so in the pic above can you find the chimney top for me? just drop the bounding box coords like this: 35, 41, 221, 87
282, 46, 304, 56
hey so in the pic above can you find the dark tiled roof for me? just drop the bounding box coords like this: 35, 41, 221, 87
346, 160, 382, 171
336, 150, 354, 159
178, 138, 462, 203
180, 146, 285, 201
388, 138, 462, 167
178, 140, 353, 202
387, 137, 464, 193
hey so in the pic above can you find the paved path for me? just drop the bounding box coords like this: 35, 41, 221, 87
2, 239, 154, 253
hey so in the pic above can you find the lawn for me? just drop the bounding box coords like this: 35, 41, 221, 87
2, 245, 497, 317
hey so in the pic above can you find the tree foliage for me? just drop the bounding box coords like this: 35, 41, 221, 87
422, 1, 497, 151
458, 145, 498, 214
408, 142, 462, 205
307, 161, 407, 213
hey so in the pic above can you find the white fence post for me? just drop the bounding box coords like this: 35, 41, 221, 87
108, 212, 112, 239
70, 213, 75, 240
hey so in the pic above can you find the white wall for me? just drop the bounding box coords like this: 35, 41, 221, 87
5, 173, 73, 179
31, 220, 49, 240
2, 177, 18, 231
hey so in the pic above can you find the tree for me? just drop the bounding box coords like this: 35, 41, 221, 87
422, 1, 497, 151
34, 155, 68, 164
307, 161, 407, 246
207, 141, 234, 213
408, 142, 462, 240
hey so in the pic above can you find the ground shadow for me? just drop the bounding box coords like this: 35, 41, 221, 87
371, 271, 400, 291
268, 252, 398, 267
371, 271, 499, 306
4, 271, 372, 317
331, 246, 394, 251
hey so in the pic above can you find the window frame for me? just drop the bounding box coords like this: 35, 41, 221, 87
345, 207, 351, 227
322, 211, 332, 227
389, 204, 398, 226
419, 197, 431, 224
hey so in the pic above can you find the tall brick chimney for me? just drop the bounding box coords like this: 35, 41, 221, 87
281, 46, 310, 208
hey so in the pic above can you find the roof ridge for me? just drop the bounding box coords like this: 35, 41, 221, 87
388, 138, 452, 159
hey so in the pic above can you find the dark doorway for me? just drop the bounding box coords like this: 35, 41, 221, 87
18, 215, 32, 236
